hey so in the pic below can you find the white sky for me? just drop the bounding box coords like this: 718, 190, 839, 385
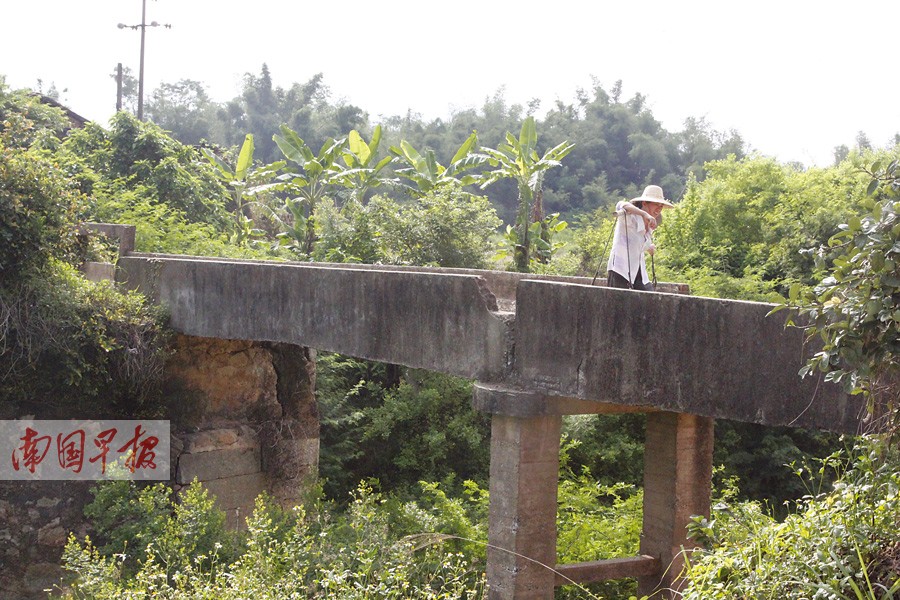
2, 0, 898, 167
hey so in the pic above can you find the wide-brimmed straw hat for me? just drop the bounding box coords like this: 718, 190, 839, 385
632, 185, 674, 207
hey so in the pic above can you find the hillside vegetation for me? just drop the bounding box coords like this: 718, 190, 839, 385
3, 73, 900, 598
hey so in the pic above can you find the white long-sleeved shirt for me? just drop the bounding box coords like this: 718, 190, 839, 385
606, 200, 653, 286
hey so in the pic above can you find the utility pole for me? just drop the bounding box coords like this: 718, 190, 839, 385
137, 0, 147, 120
118, 0, 170, 121
116, 63, 123, 112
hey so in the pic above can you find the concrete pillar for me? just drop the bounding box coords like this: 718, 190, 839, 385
486, 411, 562, 600
638, 412, 714, 598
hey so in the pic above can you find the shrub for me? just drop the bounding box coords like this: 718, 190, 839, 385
64, 467, 656, 599
682, 437, 900, 599
316, 355, 490, 501
367, 188, 502, 269
0, 261, 169, 418
554, 439, 644, 599
63, 480, 487, 599
309, 188, 503, 268
63, 113, 231, 227
0, 130, 80, 283
0, 77, 71, 149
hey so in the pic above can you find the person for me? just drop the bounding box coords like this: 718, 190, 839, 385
606, 184, 674, 291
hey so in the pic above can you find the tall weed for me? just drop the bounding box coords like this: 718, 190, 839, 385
682, 437, 900, 599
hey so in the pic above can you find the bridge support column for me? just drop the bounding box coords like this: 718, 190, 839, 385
638, 412, 714, 598
482, 391, 561, 600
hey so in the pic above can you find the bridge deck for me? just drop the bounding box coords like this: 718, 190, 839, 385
117, 253, 863, 433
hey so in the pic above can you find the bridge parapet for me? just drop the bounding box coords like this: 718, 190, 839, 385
118, 254, 513, 382
512, 279, 863, 434
118, 253, 863, 433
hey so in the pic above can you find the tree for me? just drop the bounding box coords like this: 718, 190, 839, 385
388, 131, 484, 197
833, 144, 850, 166
367, 187, 502, 269
240, 64, 280, 163
655, 155, 869, 298
855, 130, 873, 151
0, 89, 168, 417
207, 67, 368, 165
67, 112, 231, 227
337, 126, 395, 204
145, 79, 216, 145
783, 152, 900, 429
201, 133, 284, 245
479, 116, 574, 271
0, 77, 71, 149
0, 116, 78, 281
271, 125, 348, 257
676, 116, 744, 182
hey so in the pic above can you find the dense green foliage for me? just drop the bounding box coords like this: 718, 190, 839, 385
711, 421, 841, 516
59, 114, 280, 258
316, 357, 491, 501
350, 190, 502, 268
562, 415, 646, 488
142, 68, 746, 223
63, 469, 646, 599
67, 114, 227, 225
784, 154, 900, 428
563, 414, 843, 517
0, 76, 71, 149
7, 68, 900, 598
655, 156, 871, 299
477, 116, 574, 271
682, 157, 900, 598
80, 478, 233, 575
682, 438, 900, 598
0, 92, 79, 281
65, 479, 487, 599
0, 84, 169, 417
0, 262, 169, 418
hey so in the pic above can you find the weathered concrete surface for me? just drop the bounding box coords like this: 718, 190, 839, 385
637, 412, 714, 598
486, 410, 562, 600
201, 472, 269, 529
80, 222, 136, 255
82, 261, 116, 282
177, 427, 264, 528
177, 444, 261, 483
79, 244, 871, 600
514, 280, 863, 433
555, 556, 659, 586
473, 384, 653, 417
120, 253, 863, 433
119, 255, 512, 382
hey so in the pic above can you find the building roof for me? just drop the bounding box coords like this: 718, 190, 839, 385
31, 93, 91, 130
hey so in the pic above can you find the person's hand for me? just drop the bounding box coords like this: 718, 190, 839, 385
647, 243, 656, 256
643, 213, 657, 231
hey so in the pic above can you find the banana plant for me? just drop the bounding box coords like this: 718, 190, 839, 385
337, 125, 396, 203
201, 134, 283, 246
495, 213, 568, 265
389, 131, 485, 197
270, 125, 348, 257
478, 117, 574, 272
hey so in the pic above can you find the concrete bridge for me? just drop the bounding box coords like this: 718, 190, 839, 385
90, 224, 865, 599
